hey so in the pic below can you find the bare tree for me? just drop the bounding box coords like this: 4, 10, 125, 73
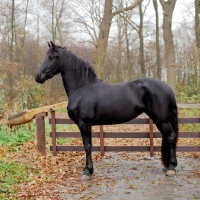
123, 11, 132, 81
153, 0, 161, 80
36, 0, 41, 66
71, 0, 102, 46
116, 0, 123, 82
159, 0, 177, 94
9, 0, 15, 62
51, 0, 65, 43
138, 1, 150, 76
93, 0, 143, 79
194, 0, 200, 86
20, 0, 29, 76
121, 0, 149, 77
195, 0, 200, 48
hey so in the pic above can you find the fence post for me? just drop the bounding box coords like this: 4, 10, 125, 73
100, 125, 105, 156
36, 112, 47, 155
149, 118, 154, 157
51, 110, 57, 156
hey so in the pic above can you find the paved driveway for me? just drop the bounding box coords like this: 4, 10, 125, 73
59, 153, 200, 200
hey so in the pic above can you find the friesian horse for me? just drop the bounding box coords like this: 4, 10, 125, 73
35, 41, 178, 179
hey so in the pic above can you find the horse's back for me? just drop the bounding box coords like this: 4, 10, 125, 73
131, 77, 174, 94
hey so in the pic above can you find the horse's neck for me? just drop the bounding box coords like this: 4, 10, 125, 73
61, 71, 90, 97
61, 73, 76, 96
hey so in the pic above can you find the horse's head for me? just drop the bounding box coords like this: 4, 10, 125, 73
35, 41, 64, 84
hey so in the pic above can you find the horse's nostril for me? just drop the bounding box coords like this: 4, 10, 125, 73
35, 74, 41, 83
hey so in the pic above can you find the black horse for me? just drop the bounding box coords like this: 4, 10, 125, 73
35, 41, 178, 179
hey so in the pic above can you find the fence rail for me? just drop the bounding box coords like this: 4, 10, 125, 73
35, 110, 200, 156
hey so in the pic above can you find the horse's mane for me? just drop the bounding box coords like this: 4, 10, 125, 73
63, 48, 97, 85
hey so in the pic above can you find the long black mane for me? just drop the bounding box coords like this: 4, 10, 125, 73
63, 48, 97, 85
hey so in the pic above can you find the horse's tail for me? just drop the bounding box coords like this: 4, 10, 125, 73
170, 103, 179, 145
161, 103, 179, 168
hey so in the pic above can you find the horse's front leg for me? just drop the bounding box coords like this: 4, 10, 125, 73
78, 121, 93, 179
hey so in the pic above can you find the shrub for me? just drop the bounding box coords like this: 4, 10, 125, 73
15, 77, 45, 110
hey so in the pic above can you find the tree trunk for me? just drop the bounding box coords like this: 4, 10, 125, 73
194, 0, 200, 85
36, 0, 40, 66
116, 0, 123, 82
153, 0, 161, 80
93, 0, 143, 79
52, 0, 56, 43
124, 0, 149, 79
159, 0, 177, 94
55, 0, 65, 44
138, 2, 145, 76
93, 0, 113, 79
21, 0, 29, 76
124, 12, 131, 81
195, 0, 200, 48
10, 0, 15, 62
7, 0, 15, 93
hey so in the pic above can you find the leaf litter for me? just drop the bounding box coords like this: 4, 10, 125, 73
2, 113, 200, 199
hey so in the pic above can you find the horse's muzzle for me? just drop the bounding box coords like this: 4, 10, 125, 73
35, 74, 44, 84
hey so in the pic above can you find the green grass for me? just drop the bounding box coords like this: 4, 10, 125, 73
179, 124, 200, 132
0, 124, 35, 151
0, 160, 32, 199
0, 119, 77, 199
0, 118, 78, 149
57, 138, 73, 145
0, 123, 37, 199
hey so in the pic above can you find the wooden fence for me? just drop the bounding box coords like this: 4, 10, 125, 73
35, 109, 200, 157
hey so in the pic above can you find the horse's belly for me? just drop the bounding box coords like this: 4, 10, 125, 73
92, 103, 142, 125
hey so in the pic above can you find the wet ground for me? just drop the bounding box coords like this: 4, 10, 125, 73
57, 152, 200, 200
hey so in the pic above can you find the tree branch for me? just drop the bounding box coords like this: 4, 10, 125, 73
112, 0, 143, 17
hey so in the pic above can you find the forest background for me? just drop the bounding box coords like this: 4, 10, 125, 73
0, 1, 200, 198
0, 0, 200, 119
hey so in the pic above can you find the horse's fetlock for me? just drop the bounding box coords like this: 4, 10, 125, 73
83, 166, 93, 175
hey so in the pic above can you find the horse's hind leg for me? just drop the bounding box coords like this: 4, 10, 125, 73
78, 121, 93, 179
156, 122, 177, 176
161, 137, 170, 171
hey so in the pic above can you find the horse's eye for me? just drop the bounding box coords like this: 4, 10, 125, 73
49, 55, 54, 60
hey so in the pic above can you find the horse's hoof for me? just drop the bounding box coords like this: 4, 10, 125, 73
163, 166, 168, 172
81, 174, 92, 181
166, 170, 176, 177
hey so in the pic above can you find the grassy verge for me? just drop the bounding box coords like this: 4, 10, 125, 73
0, 161, 32, 200
0, 118, 78, 198
0, 124, 35, 151
0, 122, 35, 199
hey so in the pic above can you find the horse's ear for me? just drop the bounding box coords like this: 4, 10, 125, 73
48, 42, 51, 48
50, 41, 56, 51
